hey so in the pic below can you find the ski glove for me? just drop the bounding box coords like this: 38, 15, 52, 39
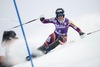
79, 31, 85, 36
40, 17, 45, 22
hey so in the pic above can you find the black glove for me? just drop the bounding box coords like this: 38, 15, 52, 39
79, 31, 85, 36
40, 17, 45, 22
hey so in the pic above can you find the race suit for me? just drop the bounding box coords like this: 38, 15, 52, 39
41, 17, 81, 47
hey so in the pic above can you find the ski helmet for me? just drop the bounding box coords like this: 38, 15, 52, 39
55, 8, 65, 18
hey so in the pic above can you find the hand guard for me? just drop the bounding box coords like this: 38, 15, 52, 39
40, 17, 45, 22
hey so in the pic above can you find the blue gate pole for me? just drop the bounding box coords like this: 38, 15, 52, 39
13, 0, 34, 67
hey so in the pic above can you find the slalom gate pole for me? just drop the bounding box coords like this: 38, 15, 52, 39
13, 0, 34, 67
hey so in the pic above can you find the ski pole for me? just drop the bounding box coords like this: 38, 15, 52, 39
87, 29, 100, 35
11, 18, 38, 29
0, 15, 43, 33
0, 19, 38, 33
11, 15, 44, 29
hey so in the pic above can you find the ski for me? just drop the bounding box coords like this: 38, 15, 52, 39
38, 36, 63, 54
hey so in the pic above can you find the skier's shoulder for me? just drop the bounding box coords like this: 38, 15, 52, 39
64, 18, 75, 24
64, 17, 69, 22
64, 18, 75, 26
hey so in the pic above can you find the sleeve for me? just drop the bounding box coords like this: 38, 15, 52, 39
42, 18, 55, 24
68, 20, 82, 33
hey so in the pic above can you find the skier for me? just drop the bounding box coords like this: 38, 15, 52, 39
26, 8, 85, 61
38, 8, 85, 53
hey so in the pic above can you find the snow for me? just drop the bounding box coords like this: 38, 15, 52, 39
12, 31, 100, 67
0, 0, 100, 67
12, 13, 100, 67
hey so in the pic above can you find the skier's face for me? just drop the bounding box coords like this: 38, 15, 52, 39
57, 16, 64, 21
